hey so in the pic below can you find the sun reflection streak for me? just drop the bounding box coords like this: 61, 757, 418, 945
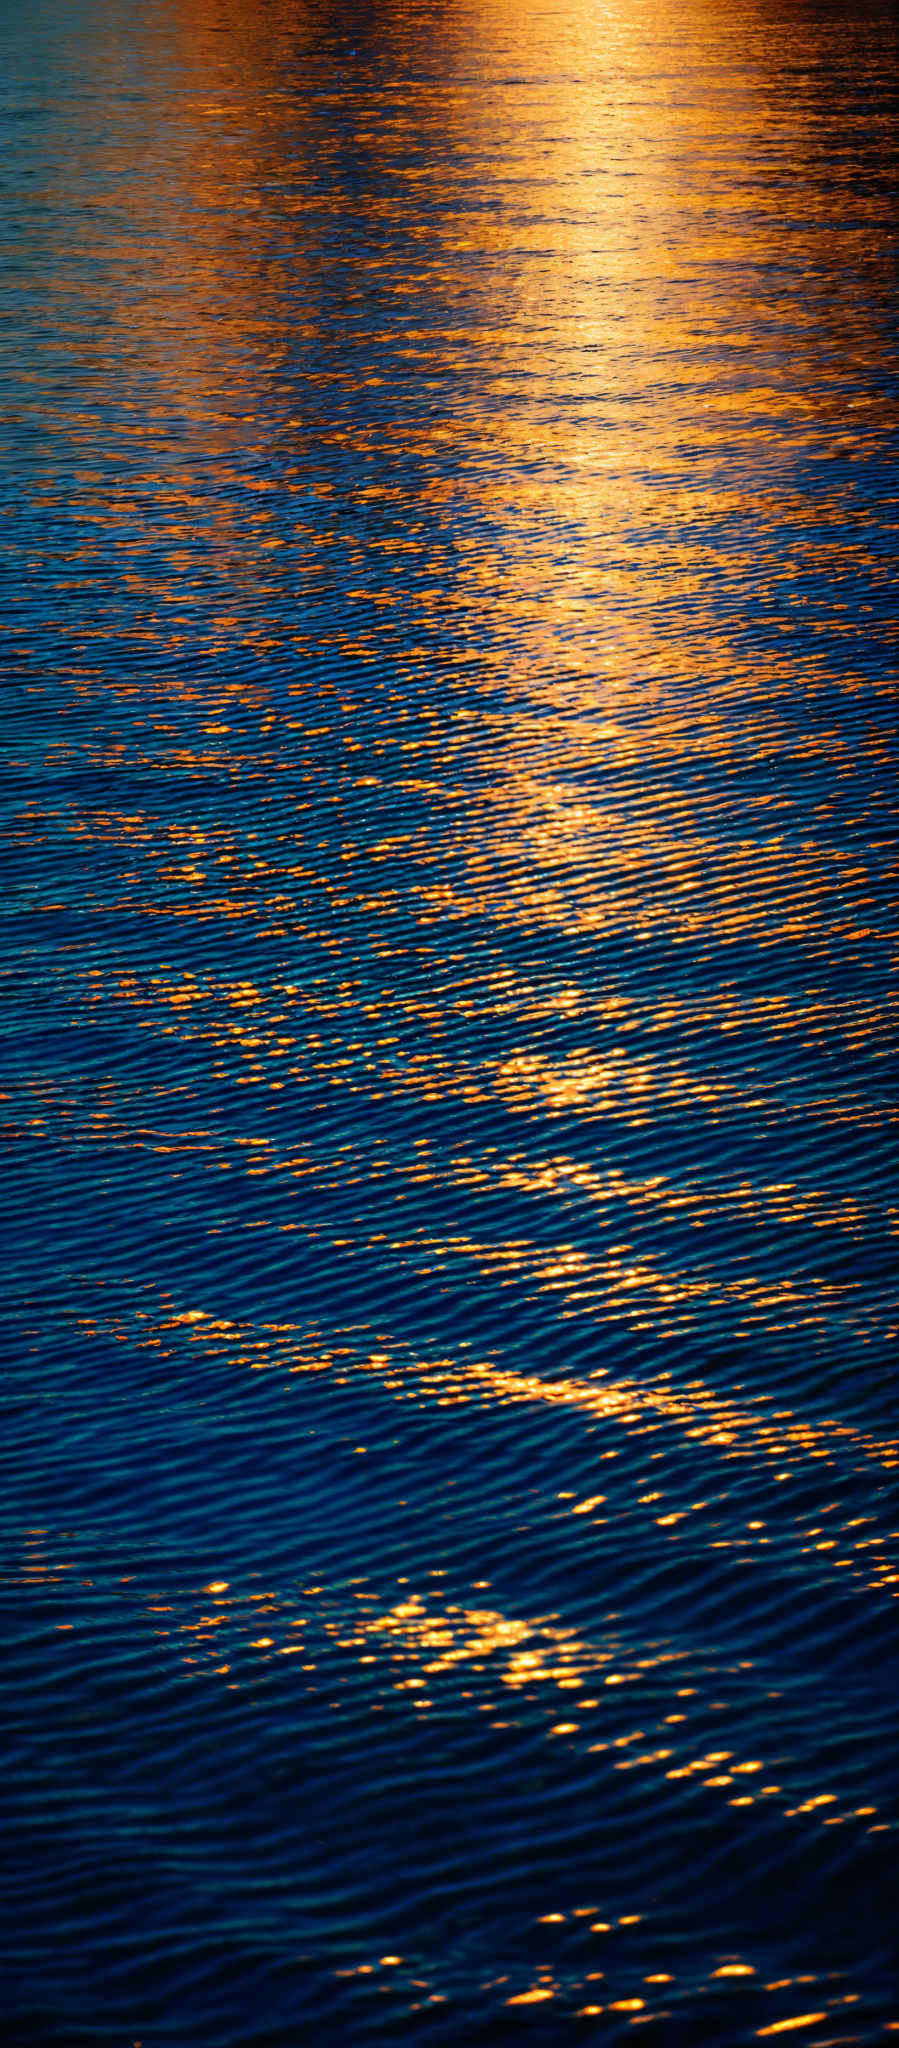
18, 1538, 891, 1865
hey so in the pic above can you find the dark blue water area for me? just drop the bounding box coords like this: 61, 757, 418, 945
2, 0, 899, 2042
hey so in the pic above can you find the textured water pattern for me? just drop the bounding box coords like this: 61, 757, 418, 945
2, 0, 898, 2040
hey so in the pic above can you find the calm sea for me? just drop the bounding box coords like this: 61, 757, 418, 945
2, 0, 897, 2040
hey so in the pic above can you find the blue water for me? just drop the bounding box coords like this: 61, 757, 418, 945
2, 0, 898, 2040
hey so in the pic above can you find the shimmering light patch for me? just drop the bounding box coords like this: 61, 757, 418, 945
89, 1268, 899, 1522
3, 0, 897, 2040
36, 1541, 870, 1857
757, 2020, 828, 2037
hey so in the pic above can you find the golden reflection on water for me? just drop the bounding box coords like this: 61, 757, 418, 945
19, 1522, 892, 1944
46, 0, 897, 723
16, 1528, 895, 2023
3, 1, 894, 2045
71, 958, 896, 1382
141, 1303, 899, 1506
15, 0, 896, 2032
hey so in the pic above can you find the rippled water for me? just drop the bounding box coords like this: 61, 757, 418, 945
3, 0, 898, 2040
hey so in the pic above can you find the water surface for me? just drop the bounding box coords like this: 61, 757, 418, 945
2, 0, 898, 2040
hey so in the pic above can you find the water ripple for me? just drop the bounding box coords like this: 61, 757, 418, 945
2, 0, 897, 2039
